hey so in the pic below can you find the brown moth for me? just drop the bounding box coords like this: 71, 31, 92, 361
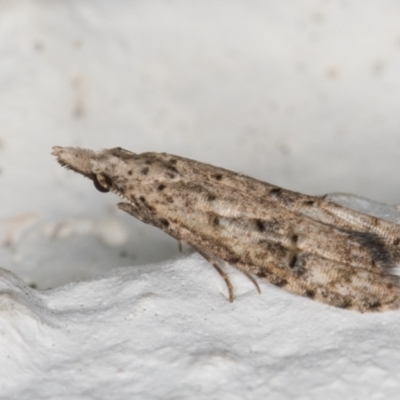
52, 146, 400, 312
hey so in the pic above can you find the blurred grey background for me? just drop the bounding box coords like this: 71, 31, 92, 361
1, 0, 400, 288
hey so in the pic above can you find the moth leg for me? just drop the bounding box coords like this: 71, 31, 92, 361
224, 261, 261, 294
178, 241, 183, 253
196, 249, 234, 302
212, 262, 234, 302
243, 271, 261, 294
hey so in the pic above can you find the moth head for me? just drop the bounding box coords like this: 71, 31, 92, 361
52, 146, 137, 196
53, 146, 184, 206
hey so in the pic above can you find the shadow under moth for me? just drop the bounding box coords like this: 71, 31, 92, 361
52, 146, 400, 312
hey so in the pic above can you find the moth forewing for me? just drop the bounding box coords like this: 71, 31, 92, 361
52, 146, 400, 312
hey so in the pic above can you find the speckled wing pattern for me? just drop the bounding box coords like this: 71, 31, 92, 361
52, 146, 400, 312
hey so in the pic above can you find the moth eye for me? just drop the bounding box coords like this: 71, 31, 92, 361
93, 174, 111, 193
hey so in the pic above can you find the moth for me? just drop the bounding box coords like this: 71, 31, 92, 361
52, 146, 400, 312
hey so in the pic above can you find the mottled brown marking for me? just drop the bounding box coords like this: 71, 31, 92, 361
141, 167, 149, 175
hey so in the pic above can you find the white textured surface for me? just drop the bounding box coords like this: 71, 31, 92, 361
1, 1, 400, 399
2, 197, 400, 400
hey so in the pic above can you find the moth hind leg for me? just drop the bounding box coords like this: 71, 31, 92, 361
212, 261, 235, 303
232, 263, 261, 294
195, 248, 234, 302
243, 271, 261, 294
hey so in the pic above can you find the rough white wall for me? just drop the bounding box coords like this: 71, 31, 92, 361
1, 1, 400, 399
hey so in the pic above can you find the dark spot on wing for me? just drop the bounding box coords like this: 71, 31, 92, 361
140, 167, 149, 175
213, 216, 220, 226
303, 200, 315, 206
274, 278, 288, 287
157, 184, 166, 191
291, 234, 298, 244
345, 230, 392, 268
368, 300, 381, 310
169, 158, 177, 164
394, 238, 400, 246
160, 219, 170, 228
213, 173, 223, 181
270, 188, 282, 196
128, 170, 133, 176
228, 256, 240, 264
289, 254, 298, 268
257, 271, 267, 278
289, 254, 306, 276
165, 169, 176, 179
305, 289, 315, 299
137, 196, 155, 212
207, 194, 217, 201
165, 196, 174, 203
255, 219, 265, 232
